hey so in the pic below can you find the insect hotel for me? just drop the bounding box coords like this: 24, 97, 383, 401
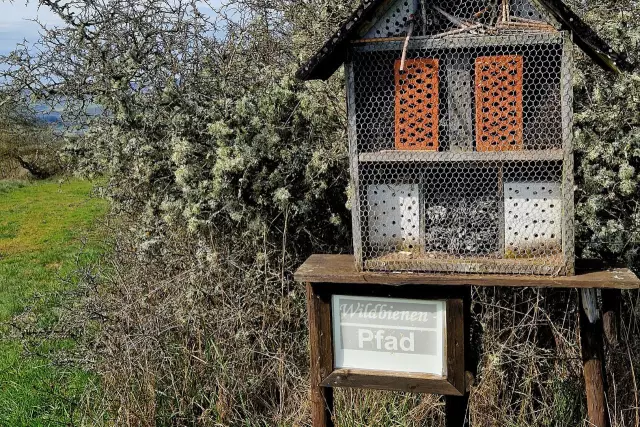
298, 0, 632, 276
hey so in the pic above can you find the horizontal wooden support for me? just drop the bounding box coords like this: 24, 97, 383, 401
321, 369, 464, 396
295, 255, 640, 289
358, 149, 565, 163
365, 253, 566, 276
352, 32, 563, 52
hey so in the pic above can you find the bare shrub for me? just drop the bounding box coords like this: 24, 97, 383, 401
2, 0, 637, 425
0, 96, 63, 179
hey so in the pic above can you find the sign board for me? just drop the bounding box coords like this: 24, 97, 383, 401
332, 295, 446, 375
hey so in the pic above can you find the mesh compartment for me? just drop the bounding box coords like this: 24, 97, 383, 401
352, 40, 563, 154
348, 27, 574, 275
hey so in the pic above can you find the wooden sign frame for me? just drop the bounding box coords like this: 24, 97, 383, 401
297, 255, 640, 427
306, 282, 466, 397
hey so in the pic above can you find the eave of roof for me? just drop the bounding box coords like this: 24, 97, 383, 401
535, 0, 634, 73
296, 0, 634, 81
295, 0, 389, 81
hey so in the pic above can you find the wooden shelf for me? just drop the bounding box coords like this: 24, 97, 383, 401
364, 253, 566, 276
358, 149, 564, 163
294, 254, 640, 289
352, 32, 563, 52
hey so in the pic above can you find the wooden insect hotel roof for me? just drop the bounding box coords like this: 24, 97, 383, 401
296, 0, 633, 81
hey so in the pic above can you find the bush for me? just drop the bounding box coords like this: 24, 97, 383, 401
0, 97, 63, 179
3, 0, 639, 425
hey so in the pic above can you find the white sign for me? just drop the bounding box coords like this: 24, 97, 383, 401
332, 295, 446, 375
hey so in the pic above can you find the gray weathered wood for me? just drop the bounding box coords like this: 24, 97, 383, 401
321, 369, 462, 395
581, 288, 599, 324
352, 32, 563, 52
446, 53, 473, 151
345, 61, 363, 271
561, 32, 576, 276
294, 254, 640, 289
358, 149, 564, 163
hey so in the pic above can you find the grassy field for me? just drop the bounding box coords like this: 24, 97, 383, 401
0, 179, 107, 425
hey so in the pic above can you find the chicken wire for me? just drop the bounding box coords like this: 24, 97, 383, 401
347, 25, 574, 275
365, 0, 555, 39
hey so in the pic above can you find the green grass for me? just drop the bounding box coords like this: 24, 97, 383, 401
0, 179, 107, 426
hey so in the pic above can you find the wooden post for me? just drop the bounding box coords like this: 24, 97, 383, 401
579, 288, 609, 427
445, 286, 473, 427
306, 283, 334, 427
601, 289, 620, 347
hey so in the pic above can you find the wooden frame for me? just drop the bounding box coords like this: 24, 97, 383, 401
298, 254, 640, 427
297, 254, 640, 289
307, 282, 466, 396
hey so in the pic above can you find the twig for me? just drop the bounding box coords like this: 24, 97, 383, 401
432, 24, 482, 38
496, 21, 556, 32
400, 20, 414, 71
501, 0, 509, 23
511, 16, 544, 25
429, 4, 469, 29
421, 0, 428, 37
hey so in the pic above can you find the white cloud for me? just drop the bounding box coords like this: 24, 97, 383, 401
0, 1, 64, 54
0, 0, 227, 55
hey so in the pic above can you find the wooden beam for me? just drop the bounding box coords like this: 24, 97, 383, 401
601, 289, 621, 347
306, 283, 334, 427
322, 369, 462, 395
358, 149, 565, 163
445, 287, 473, 427
353, 32, 562, 52
579, 288, 609, 427
535, 0, 634, 73
295, 255, 640, 289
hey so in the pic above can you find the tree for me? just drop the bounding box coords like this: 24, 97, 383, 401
0, 94, 61, 179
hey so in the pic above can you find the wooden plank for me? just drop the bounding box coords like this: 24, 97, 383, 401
561, 33, 576, 276
445, 291, 471, 427
364, 253, 566, 276
446, 299, 465, 394
535, 0, 634, 73
321, 369, 463, 395
446, 53, 473, 152
358, 149, 564, 163
294, 255, 640, 289
306, 283, 334, 427
353, 32, 562, 52
345, 61, 363, 271
578, 289, 609, 427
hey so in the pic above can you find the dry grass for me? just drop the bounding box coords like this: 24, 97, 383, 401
52, 217, 640, 426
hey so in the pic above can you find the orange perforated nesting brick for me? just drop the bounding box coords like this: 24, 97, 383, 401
475, 55, 524, 152
394, 58, 439, 151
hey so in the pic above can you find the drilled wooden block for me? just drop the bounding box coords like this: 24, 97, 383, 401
367, 184, 420, 252
395, 58, 439, 151
475, 55, 524, 152
504, 181, 562, 258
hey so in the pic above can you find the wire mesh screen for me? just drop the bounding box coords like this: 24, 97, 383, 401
347, 30, 574, 276
365, 0, 555, 39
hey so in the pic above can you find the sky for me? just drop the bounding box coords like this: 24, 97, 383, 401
0, 1, 225, 55
0, 1, 64, 55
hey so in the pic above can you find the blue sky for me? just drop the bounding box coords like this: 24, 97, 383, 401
0, 1, 225, 55
0, 2, 63, 55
